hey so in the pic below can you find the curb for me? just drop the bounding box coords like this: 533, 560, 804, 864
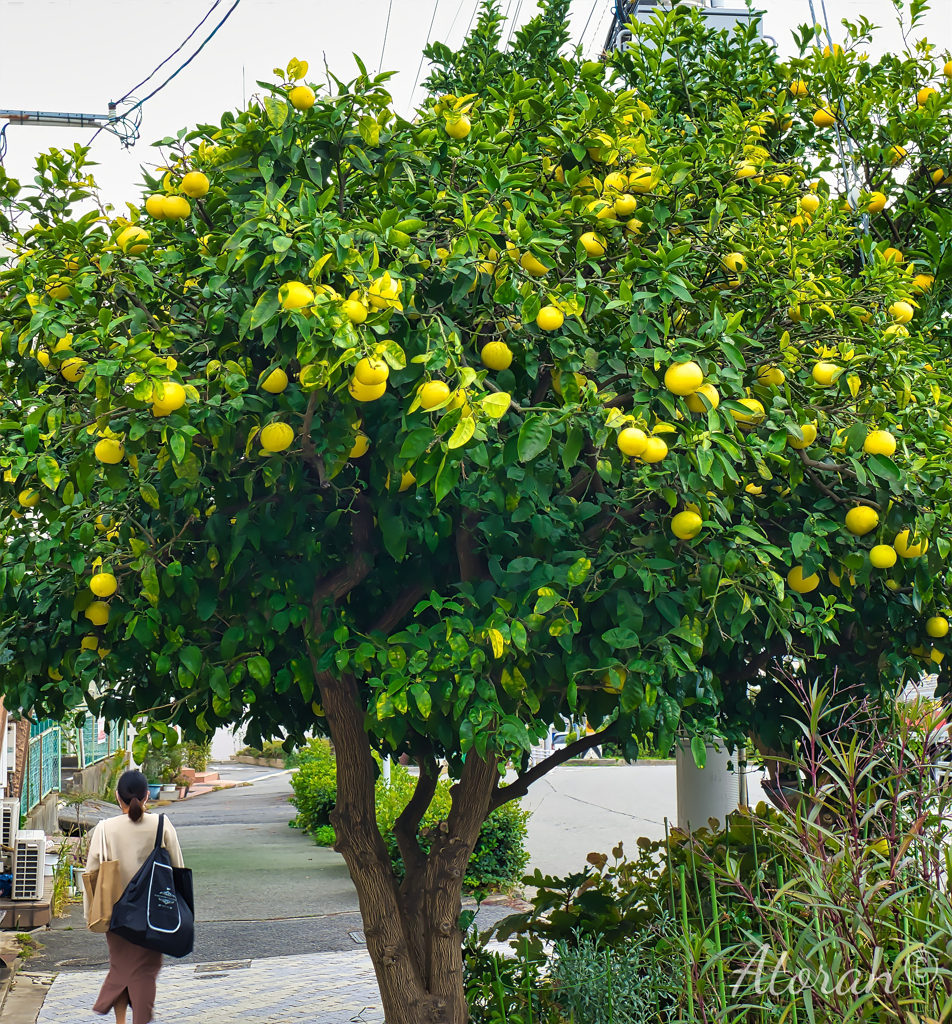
0, 958, 22, 1016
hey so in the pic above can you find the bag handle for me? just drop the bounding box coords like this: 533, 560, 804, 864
154, 813, 165, 850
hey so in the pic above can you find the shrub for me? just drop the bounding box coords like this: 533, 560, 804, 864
183, 740, 211, 772
290, 751, 530, 890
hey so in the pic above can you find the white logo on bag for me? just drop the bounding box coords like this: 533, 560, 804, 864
146, 862, 181, 934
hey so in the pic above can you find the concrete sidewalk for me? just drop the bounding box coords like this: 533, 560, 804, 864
34, 950, 384, 1024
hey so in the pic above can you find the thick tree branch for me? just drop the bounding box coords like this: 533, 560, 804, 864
455, 516, 485, 582
301, 391, 328, 487
489, 723, 620, 811
798, 450, 880, 511
311, 496, 374, 626
394, 761, 439, 891
113, 286, 162, 332
370, 583, 431, 635
531, 368, 552, 406
603, 391, 634, 409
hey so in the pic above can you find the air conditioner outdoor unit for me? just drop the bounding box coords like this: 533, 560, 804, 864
12, 831, 46, 901
0, 798, 19, 859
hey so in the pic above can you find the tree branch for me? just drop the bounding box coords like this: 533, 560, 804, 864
798, 450, 880, 511
311, 496, 374, 627
301, 391, 328, 487
394, 760, 439, 892
603, 391, 634, 409
113, 286, 162, 332
370, 583, 431, 635
488, 723, 620, 811
456, 516, 485, 582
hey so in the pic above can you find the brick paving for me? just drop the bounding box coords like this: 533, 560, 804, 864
36, 950, 384, 1024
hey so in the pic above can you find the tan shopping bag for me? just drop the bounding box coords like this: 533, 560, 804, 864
82, 860, 124, 933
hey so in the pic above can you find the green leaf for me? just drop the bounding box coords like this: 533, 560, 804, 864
246, 655, 272, 687
410, 683, 432, 719
867, 453, 901, 483
481, 393, 511, 419
36, 455, 62, 490
690, 735, 707, 769
179, 646, 202, 678
567, 557, 591, 586
447, 417, 475, 449
399, 428, 434, 461
221, 625, 244, 660
562, 425, 583, 471
517, 415, 552, 462
263, 96, 289, 127
434, 458, 460, 505
602, 627, 640, 649
140, 483, 160, 509
250, 290, 280, 329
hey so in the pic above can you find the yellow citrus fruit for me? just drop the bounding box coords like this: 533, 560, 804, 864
812, 361, 841, 386
870, 544, 897, 568
734, 161, 759, 179
932, 649, 944, 664
445, 115, 471, 139
520, 252, 548, 277
926, 616, 949, 638
889, 301, 913, 323
672, 511, 703, 540
640, 436, 668, 463
536, 306, 564, 331
664, 361, 703, 396
481, 342, 513, 371
757, 365, 785, 386
90, 572, 118, 598
152, 381, 186, 416
162, 195, 191, 220
603, 171, 627, 192
61, 357, 87, 382
145, 194, 167, 218
822, 44, 843, 57
368, 275, 402, 309
181, 172, 210, 198
882, 247, 903, 264
627, 165, 655, 193
95, 514, 112, 532
84, 601, 110, 626
788, 566, 819, 593
355, 358, 389, 386
419, 380, 451, 409
601, 666, 627, 693
342, 298, 368, 324
686, 383, 720, 413
917, 87, 937, 107
260, 368, 289, 394
95, 439, 125, 464
617, 428, 648, 457
800, 194, 820, 215
894, 529, 928, 559
580, 232, 607, 257
35, 348, 50, 368
348, 378, 386, 402
260, 422, 295, 452
813, 108, 836, 128
912, 274, 934, 294
722, 252, 747, 274
279, 281, 314, 310
845, 506, 879, 536
865, 191, 887, 214
887, 145, 907, 166
945, 62, 952, 77
730, 398, 765, 426
116, 226, 150, 254
81, 636, 98, 650
789, 79, 809, 97
613, 194, 638, 217
18, 489, 39, 507
349, 433, 370, 459
864, 430, 895, 456
289, 85, 316, 110
787, 423, 818, 449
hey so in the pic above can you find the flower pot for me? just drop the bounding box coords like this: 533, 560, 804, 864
148, 783, 162, 801
161, 784, 179, 801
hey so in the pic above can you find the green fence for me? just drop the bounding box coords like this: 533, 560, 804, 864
26, 719, 61, 811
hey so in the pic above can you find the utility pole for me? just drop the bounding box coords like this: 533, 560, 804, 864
0, 105, 137, 163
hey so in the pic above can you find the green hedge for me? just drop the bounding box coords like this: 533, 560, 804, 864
290, 740, 530, 891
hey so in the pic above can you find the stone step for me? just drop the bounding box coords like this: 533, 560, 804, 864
193, 770, 219, 784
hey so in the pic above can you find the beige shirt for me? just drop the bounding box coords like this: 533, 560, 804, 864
83, 812, 185, 923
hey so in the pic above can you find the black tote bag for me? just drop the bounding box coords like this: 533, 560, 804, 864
110, 814, 195, 958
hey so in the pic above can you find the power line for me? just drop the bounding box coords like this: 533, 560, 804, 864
578, 0, 603, 52
89, 0, 244, 147
117, 0, 225, 105
409, 0, 442, 113
379, 0, 396, 72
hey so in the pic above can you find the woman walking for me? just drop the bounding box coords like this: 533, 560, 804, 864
84, 770, 185, 1024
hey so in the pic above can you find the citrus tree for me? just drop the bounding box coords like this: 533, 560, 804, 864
1, 1, 952, 1019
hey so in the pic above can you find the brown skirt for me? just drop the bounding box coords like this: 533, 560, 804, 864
93, 932, 163, 1023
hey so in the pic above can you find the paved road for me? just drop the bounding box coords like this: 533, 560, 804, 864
26, 764, 516, 973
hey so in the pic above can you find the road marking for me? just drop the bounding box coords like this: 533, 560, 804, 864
244, 768, 296, 783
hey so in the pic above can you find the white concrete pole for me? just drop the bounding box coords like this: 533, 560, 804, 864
382, 755, 391, 785
676, 739, 744, 832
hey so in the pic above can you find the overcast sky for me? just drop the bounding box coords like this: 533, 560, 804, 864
0, 0, 949, 213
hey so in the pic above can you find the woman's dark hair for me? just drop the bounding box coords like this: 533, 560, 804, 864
117, 770, 149, 822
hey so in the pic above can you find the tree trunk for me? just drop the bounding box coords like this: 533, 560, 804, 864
313, 661, 496, 1024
